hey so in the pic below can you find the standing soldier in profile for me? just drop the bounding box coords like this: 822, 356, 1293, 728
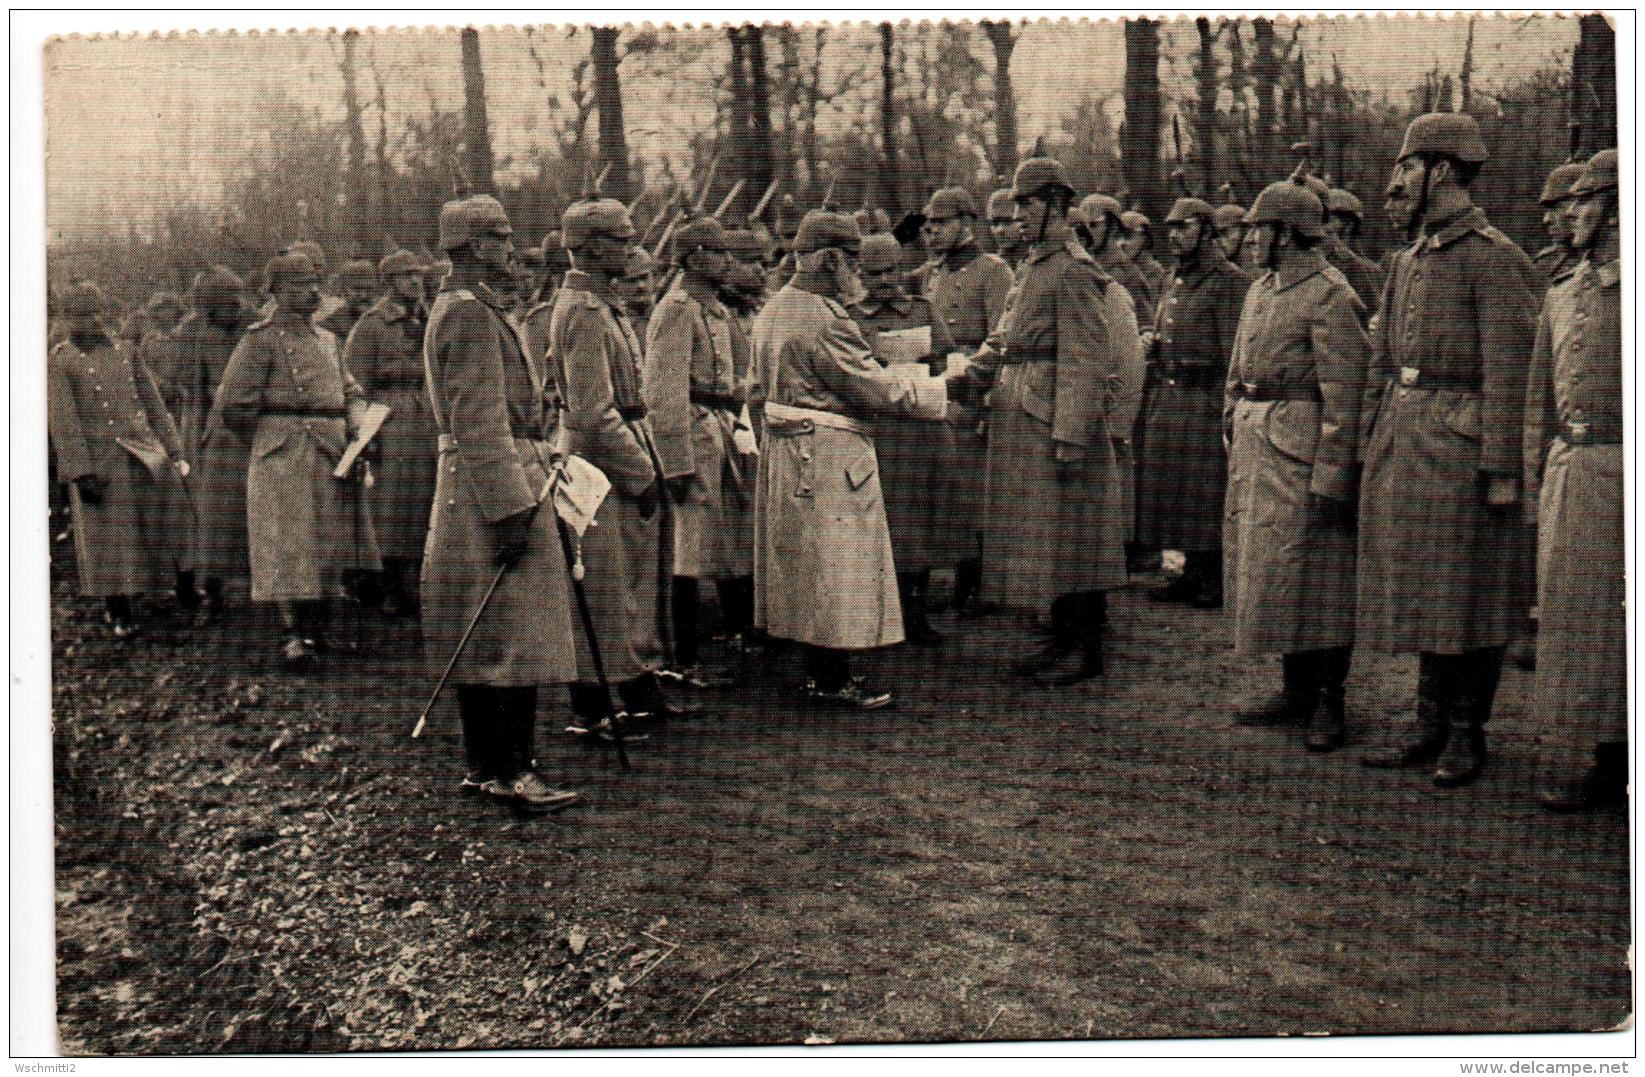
1532, 162, 1587, 282
1523, 149, 1625, 814
1322, 188, 1385, 323
318, 259, 378, 341
849, 232, 958, 644
1356, 114, 1540, 789
48, 282, 194, 639
1214, 203, 1251, 270
1136, 197, 1250, 610
749, 208, 949, 709
509, 247, 548, 319
342, 249, 433, 617
1223, 184, 1368, 752
1073, 194, 1155, 329
986, 188, 1027, 269
552, 197, 680, 726
644, 216, 757, 682
420, 194, 579, 813
208, 251, 381, 664
953, 158, 1143, 687
922, 186, 1014, 618
720, 227, 770, 322
1120, 210, 1170, 302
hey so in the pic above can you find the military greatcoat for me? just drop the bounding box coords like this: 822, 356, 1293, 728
209, 313, 380, 602
967, 234, 1143, 613
926, 245, 1013, 562
643, 276, 755, 581
421, 279, 575, 686
1524, 257, 1625, 770
1322, 235, 1386, 323
1222, 253, 1369, 654
1355, 206, 1540, 653
48, 336, 189, 596
344, 296, 437, 560
158, 312, 244, 461
1135, 254, 1250, 552
749, 277, 948, 650
848, 294, 957, 571
550, 269, 671, 682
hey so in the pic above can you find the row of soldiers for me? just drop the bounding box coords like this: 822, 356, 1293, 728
48, 112, 1622, 817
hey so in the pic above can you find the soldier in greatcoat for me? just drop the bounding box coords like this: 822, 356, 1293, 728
1356, 114, 1541, 789
1223, 184, 1369, 752
849, 233, 958, 644
1136, 197, 1250, 610
643, 217, 757, 681
317, 260, 378, 341
922, 187, 1014, 618
1532, 162, 1587, 282
421, 194, 579, 813
550, 198, 680, 726
986, 188, 1027, 269
1073, 194, 1155, 331
620, 246, 659, 341
1214, 204, 1252, 271
207, 252, 381, 664
342, 249, 433, 616
749, 209, 949, 709
1523, 150, 1625, 813
952, 158, 1144, 687
1120, 210, 1171, 303
1322, 188, 1385, 322
48, 282, 193, 638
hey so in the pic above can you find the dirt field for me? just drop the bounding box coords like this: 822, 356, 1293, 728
50, 562, 1630, 1053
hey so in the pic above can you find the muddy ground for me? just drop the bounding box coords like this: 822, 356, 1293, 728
49, 560, 1630, 1054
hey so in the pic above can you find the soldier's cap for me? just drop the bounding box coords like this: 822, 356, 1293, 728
1538, 162, 1587, 205
859, 233, 904, 274
985, 188, 1017, 222
514, 247, 547, 269
1397, 112, 1489, 166
1569, 148, 1618, 197
670, 216, 728, 264
1325, 188, 1365, 220
1076, 193, 1125, 225
340, 258, 379, 286
1245, 181, 1326, 240
561, 198, 636, 250
1120, 210, 1153, 233
191, 265, 245, 304
721, 228, 769, 259
1010, 157, 1075, 203
146, 290, 185, 312
287, 239, 326, 266
378, 249, 423, 277
923, 187, 978, 221
1213, 204, 1248, 230
1165, 197, 1218, 225
60, 280, 108, 317
792, 209, 862, 255
266, 251, 321, 288
438, 194, 513, 251
623, 246, 658, 280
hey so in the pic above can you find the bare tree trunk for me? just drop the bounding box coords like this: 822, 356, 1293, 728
879, 22, 899, 213
340, 30, 368, 255
1252, 18, 1280, 175
746, 26, 775, 221
777, 26, 799, 198
591, 27, 631, 202
980, 20, 1019, 178
368, 48, 392, 251
1572, 14, 1617, 156
459, 28, 496, 194
1122, 18, 1165, 222
1459, 17, 1475, 113
1194, 17, 1218, 196
727, 27, 750, 215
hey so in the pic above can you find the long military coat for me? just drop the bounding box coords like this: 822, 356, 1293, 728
209, 313, 380, 602
420, 278, 575, 687
848, 294, 957, 571
967, 234, 1143, 613
1322, 235, 1385, 323
48, 336, 189, 596
1524, 257, 1624, 769
158, 312, 244, 460
551, 269, 670, 682
1135, 254, 1250, 552
926, 245, 1013, 562
1355, 206, 1540, 653
749, 276, 948, 650
643, 276, 754, 581
344, 297, 436, 561
1223, 253, 1369, 654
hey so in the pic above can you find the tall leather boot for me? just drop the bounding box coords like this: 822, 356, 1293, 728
1035, 592, 1105, 687
904, 569, 943, 645
1361, 653, 1450, 768
456, 685, 506, 790
671, 576, 700, 671
1433, 648, 1502, 789
1305, 647, 1350, 752
1015, 595, 1074, 676
1192, 547, 1223, 610
1236, 652, 1313, 727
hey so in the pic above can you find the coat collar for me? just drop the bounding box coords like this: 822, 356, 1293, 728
855, 293, 914, 317
677, 274, 728, 316
561, 268, 625, 310
940, 240, 984, 271
1273, 250, 1330, 292
1419, 205, 1489, 251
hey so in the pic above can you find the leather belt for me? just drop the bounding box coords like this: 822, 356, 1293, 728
260, 405, 346, 418
764, 400, 873, 437
993, 352, 1055, 367
1395, 367, 1478, 392
690, 390, 744, 409
1231, 382, 1322, 403
1560, 418, 1621, 446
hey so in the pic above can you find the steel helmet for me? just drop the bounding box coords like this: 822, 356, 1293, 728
1010, 157, 1075, 203
1397, 112, 1489, 165
792, 209, 863, 255
1568, 148, 1618, 197
1245, 182, 1326, 240
438, 195, 514, 251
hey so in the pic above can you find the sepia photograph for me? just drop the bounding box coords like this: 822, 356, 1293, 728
13, 7, 1633, 1059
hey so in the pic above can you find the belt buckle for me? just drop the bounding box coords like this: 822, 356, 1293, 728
1399, 367, 1420, 387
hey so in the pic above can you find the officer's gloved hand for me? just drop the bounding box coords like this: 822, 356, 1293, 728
1310, 492, 1354, 529
666, 475, 693, 504
75, 475, 107, 505
921, 353, 948, 377
1483, 475, 1518, 515
635, 481, 660, 521
490, 507, 535, 567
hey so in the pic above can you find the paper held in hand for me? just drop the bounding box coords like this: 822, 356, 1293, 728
943, 353, 973, 381
875, 325, 931, 366
553, 454, 611, 538
332, 402, 393, 478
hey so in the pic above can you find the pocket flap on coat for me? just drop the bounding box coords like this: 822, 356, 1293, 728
1442, 395, 1483, 441
1264, 401, 1321, 464
844, 452, 877, 490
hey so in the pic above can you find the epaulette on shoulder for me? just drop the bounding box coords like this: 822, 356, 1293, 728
821, 295, 849, 318
245, 315, 274, 332
447, 287, 478, 303
1548, 263, 1582, 288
